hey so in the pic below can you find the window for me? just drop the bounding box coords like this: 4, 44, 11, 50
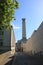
0, 30, 4, 35
0, 42, 3, 46
0, 39, 3, 41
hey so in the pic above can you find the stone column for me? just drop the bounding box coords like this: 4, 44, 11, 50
22, 18, 26, 39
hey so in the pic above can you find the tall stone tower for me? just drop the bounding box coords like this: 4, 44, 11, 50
22, 18, 26, 39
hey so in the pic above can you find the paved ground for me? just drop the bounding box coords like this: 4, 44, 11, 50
0, 52, 43, 65
12, 52, 43, 65
0, 51, 14, 65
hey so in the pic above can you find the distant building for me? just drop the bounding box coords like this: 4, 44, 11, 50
0, 26, 15, 54
15, 40, 21, 52
23, 22, 43, 55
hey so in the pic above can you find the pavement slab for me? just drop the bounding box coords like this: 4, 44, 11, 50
0, 51, 14, 65
12, 52, 43, 65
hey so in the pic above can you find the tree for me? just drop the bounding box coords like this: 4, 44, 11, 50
0, 0, 19, 29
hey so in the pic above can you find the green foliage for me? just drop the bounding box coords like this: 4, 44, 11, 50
0, 0, 19, 29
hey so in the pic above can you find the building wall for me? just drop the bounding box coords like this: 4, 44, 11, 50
3, 29, 11, 46
0, 30, 4, 46
0, 26, 15, 53
23, 22, 43, 54
23, 38, 33, 54
11, 26, 16, 54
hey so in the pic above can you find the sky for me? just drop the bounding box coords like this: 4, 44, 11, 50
11, 0, 43, 42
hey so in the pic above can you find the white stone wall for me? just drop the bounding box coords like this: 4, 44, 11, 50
24, 22, 43, 54
11, 27, 16, 54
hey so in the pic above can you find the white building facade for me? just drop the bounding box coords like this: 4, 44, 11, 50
23, 22, 43, 55
0, 26, 15, 54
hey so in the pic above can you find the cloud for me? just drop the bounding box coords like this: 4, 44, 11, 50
12, 24, 21, 29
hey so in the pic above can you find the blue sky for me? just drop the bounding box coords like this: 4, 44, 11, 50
11, 0, 43, 42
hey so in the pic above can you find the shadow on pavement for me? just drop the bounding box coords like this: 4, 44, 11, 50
5, 56, 14, 65
13, 52, 43, 65
0, 50, 10, 54
24, 53, 43, 65
3, 52, 43, 65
